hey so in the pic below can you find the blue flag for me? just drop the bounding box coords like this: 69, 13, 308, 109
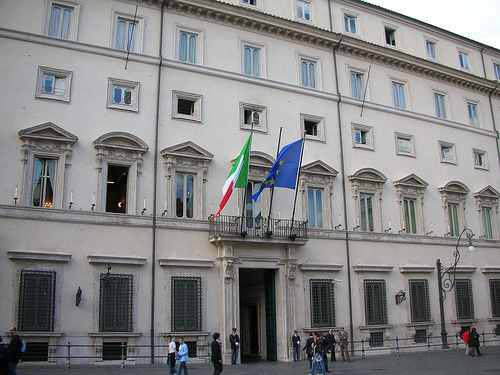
252, 139, 303, 202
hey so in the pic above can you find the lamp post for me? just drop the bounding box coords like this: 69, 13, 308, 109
436, 228, 475, 349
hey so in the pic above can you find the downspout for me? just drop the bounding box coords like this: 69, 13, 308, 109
480, 45, 487, 78
151, 0, 166, 364
328, 0, 354, 357
488, 82, 500, 170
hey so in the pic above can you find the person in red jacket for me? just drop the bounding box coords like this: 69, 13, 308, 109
462, 328, 470, 356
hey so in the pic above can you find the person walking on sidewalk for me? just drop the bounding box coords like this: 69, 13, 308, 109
177, 338, 189, 375
468, 327, 482, 357
309, 332, 325, 375
462, 328, 470, 356
211, 333, 223, 375
166, 335, 177, 375
338, 327, 350, 362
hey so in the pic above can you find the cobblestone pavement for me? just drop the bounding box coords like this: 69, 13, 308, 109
17, 346, 500, 375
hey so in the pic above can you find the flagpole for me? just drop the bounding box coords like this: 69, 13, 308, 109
289, 131, 306, 239
265, 127, 282, 237
239, 124, 254, 237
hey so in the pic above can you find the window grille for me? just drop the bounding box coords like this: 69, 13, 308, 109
22, 342, 49, 362
185, 341, 197, 358
369, 332, 383, 347
310, 279, 335, 327
409, 279, 431, 322
495, 324, 500, 336
102, 342, 126, 361
414, 329, 427, 344
171, 277, 202, 332
455, 279, 474, 320
99, 274, 133, 332
18, 270, 56, 331
490, 279, 500, 317
364, 279, 388, 325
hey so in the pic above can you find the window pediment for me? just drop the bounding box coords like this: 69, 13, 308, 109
248, 151, 275, 181
19, 122, 78, 144
439, 181, 470, 199
94, 132, 148, 153
349, 168, 387, 183
161, 141, 214, 162
474, 185, 500, 201
394, 173, 428, 199
301, 160, 338, 179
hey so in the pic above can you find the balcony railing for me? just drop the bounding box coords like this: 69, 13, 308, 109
208, 215, 308, 240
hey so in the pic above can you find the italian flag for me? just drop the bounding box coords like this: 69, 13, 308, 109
212, 133, 252, 221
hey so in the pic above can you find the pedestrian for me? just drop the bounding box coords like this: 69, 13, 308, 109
166, 335, 177, 375
291, 330, 301, 362
176, 337, 189, 375
461, 328, 470, 356
309, 332, 325, 375
0, 336, 11, 375
303, 333, 314, 369
6, 327, 22, 375
468, 327, 482, 357
320, 333, 330, 373
229, 328, 239, 364
326, 328, 336, 362
211, 332, 223, 375
338, 327, 350, 362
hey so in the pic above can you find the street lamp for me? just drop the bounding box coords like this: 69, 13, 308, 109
436, 228, 475, 349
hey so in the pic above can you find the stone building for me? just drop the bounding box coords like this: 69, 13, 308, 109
0, 0, 499, 365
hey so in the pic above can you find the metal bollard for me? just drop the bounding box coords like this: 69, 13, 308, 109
66, 342, 71, 369
396, 337, 400, 357
121, 342, 126, 368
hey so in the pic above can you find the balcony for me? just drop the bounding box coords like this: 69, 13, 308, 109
208, 215, 308, 241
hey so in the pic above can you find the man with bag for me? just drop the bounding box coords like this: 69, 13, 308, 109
6, 327, 22, 375
176, 338, 189, 375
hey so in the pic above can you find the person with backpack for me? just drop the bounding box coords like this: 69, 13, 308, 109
6, 327, 23, 375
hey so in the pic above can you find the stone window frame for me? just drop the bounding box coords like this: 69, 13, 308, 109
43, 0, 81, 41
107, 78, 140, 113
36, 66, 73, 103
93, 132, 149, 215
349, 168, 387, 232
18, 123, 78, 209
299, 160, 338, 230
161, 141, 213, 221
438, 181, 470, 237
393, 174, 428, 235
473, 185, 500, 240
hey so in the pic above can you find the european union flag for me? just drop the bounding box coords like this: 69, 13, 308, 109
252, 139, 303, 202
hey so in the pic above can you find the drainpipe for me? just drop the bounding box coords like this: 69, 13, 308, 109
150, 0, 166, 364
488, 82, 500, 170
480, 45, 487, 78
328, 0, 353, 357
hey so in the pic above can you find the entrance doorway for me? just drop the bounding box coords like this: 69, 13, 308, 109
239, 268, 277, 362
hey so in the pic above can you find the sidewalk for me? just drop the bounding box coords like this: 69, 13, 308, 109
17, 346, 500, 375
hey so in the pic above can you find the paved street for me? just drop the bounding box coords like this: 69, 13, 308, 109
17, 346, 500, 375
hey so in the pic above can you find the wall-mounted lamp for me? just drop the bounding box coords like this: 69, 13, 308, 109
395, 290, 406, 304
352, 225, 360, 231
335, 224, 343, 229
398, 228, 406, 234
384, 227, 392, 233
76, 286, 82, 306
141, 208, 146, 215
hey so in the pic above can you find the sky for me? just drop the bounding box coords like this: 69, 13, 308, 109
364, 0, 500, 50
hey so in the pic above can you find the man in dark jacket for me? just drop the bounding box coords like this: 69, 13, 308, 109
211, 332, 223, 375
468, 327, 482, 357
7, 327, 22, 375
303, 334, 315, 369
0, 336, 11, 375
291, 330, 301, 362
325, 329, 336, 362
229, 328, 239, 365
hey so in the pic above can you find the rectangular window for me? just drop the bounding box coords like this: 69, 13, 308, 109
176, 173, 195, 218
48, 4, 72, 39
22, 342, 49, 362
369, 332, 384, 347
490, 280, 500, 318
426, 40, 437, 59
473, 149, 487, 169
297, 1, 311, 21
351, 72, 364, 99
467, 103, 479, 127
439, 141, 456, 164
18, 270, 56, 331
385, 27, 396, 46
107, 78, 139, 112
360, 193, 374, 232
246, 181, 262, 229
173, 91, 202, 122
435, 93, 446, 119
392, 82, 406, 109
409, 279, 430, 322
448, 203, 460, 237
404, 198, 417, 234
494, 64, 500, 80
301, 114, 324, 141
99, 274, 133, 332
106, 164, 128, 213
242, 0, 257, 5
364, 279, 388, 325
240, 103, 266, 132
308, 188, 323, 228
171, 276, 202, 332
344, 15, 357, 34
115, 18, 136, 52
455, 279, 474, 320
310, 279, 336, 327
103, 342, 126, 361
415, 329, 427, 344
459, 52, 469, 69
32, 158, 56, 208
179, 32, 197, 64
36, 67, 72, 102
301, 59, 317, 89
395, 133, 414, 157
243, 45, 260, 77
482, 207, 493, 239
